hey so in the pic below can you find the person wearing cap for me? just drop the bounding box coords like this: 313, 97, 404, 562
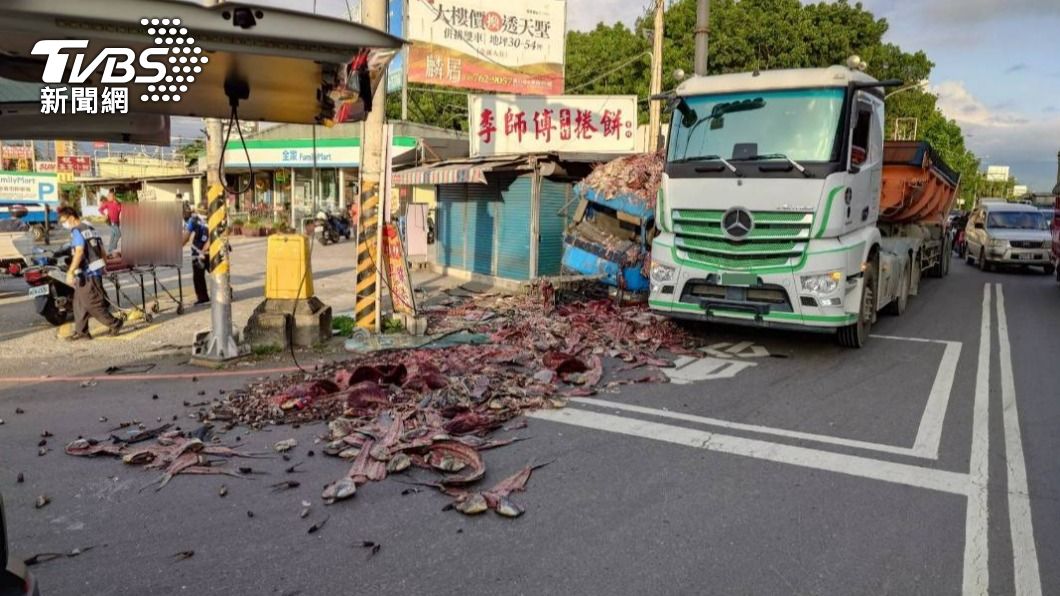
97, 189, 122, 254
59, 206, 123, 340
182, 204, 210, 305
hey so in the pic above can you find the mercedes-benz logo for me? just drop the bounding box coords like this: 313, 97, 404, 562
721, 207, 754, 240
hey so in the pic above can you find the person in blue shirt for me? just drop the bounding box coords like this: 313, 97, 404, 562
59, 207, 122, 340
182, 204, 210, 305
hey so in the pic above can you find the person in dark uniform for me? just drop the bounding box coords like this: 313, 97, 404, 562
59, 207, 123, 340
182, 204, 210, 305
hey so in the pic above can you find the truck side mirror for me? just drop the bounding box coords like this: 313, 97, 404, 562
848, 165, 861, 175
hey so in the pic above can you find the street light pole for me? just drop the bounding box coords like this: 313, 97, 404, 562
694, 0, 709, 76
885, 81, 929, 99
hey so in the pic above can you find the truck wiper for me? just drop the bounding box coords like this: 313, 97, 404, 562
671, 154, 742, 177
742, 153, 814, 178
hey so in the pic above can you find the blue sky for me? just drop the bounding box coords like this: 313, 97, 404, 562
175, 0, 1060, 191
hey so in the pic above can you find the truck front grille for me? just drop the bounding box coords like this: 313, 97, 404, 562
672, 209, 813, 270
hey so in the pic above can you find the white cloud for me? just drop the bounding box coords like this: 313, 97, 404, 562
932, 80, 1060, 189
919, 0, 1060, 23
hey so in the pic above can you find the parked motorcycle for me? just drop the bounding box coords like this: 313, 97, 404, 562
23, 245, 75, 326
315, 211, 352, 245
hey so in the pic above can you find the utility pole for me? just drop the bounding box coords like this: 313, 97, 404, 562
198, 0, 239, 361
647, 0, 665, 152
694, 0, 710, 76
355, 0, 388, 333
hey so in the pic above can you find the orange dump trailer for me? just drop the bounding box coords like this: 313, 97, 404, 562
877, 141, 960, 281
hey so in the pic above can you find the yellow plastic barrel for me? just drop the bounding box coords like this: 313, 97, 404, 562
265, 234, 314, 300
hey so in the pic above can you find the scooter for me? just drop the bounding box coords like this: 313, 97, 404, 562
315, 211, 352, 245
23, 245, 75, 326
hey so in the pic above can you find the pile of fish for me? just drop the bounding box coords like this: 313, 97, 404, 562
65, 424, 264, 491
580, 151, 665, 208
65, 291, 695, 518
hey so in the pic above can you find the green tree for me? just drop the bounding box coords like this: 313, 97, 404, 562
177, 139, 205, 169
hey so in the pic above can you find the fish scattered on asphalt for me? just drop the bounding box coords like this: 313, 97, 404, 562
219, 485, 228, 498
37, 439, 47, 447
40, 430, 53, 438
269, 480, 300, 492
17, 472, 24, 483
98, 416, 107, 423
15, 408, 24, 414
152, 394, 159, 400
34, 495, 50, 509
285, 461, 304, 474
172, 550, 194, 561
37, 447, 49, 457
274, 439, 297, 453
246, 510, 255, 518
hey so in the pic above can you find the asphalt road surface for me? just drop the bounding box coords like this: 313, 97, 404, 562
1, 259, 1057, 595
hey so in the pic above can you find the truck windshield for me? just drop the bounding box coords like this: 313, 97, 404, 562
987, 211, 1044, 230
668, 88, 845, 165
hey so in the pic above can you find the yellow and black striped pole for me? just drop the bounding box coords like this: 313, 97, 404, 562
354, 180, 380, 331
202, 182, 238, 359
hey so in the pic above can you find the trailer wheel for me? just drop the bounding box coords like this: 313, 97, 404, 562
884, 264, 909, 316
1044, 264, 1055, 276
838, 260, 876, 348
979, 248, 992, 272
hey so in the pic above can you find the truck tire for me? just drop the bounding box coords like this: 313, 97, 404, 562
838, 261, 876, 348
1044, 263, 1055, 276
979, 248, 992, 272
41, 301, 69, 326
884, 264, 909, 316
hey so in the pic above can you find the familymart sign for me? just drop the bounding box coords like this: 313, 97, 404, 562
223, 137, 417, 168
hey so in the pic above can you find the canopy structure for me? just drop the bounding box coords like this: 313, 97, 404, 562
392, 157, 527, 186
0, 0, 404, 136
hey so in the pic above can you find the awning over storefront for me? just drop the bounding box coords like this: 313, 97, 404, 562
392, 157, 525, 186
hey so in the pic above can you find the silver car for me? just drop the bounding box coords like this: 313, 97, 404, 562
965, 202, 1055, 274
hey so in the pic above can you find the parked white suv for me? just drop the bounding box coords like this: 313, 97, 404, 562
965, 202, 1055, 274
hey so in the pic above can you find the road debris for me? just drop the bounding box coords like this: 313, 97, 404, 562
274, 439, 298, 453
219, 485, 228, 498
41, 430, 53, 438
306, 515, 328, 534
37, 447, 49, 457
17, 472, 24, 483
269, 480, 300, 492
172, 550, 195, 561
24, 545, 98, 567
15, 408, 24, 414
34, 494, 50, 509
246, 510, 255, 518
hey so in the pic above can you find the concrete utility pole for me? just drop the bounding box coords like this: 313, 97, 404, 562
355, 0, 388, 333
199, 0, 239, 361
647, 0, 665, 152
694, 0, 709, 76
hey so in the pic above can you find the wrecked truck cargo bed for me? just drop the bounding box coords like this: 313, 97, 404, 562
562, 185, 655, 292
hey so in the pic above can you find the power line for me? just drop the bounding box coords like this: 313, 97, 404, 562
567, 51, 652, 93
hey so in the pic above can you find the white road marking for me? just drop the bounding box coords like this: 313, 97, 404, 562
701, 341, 770, 358
529, 408, 971, 496
963, 284, 991, 596
911, 340, 962, 459
571, 397, 923, 458
663, 356, 756, 384
995, 285, 1042, 596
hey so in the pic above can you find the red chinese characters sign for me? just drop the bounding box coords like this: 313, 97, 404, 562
57, 156, 93, 175
470, 95, 637, 157
407, 0, 565, 95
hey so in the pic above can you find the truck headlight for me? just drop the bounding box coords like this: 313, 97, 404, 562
990, 238, 1008, 249
650, 263, 676, 283
1043, 240, 1052, 249
801, 271, 842, 295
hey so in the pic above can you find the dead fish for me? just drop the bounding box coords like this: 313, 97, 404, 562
246, 511, 255, 518
24, 553, 64, 566
338, 448, 360, 459
15, 408, 25, 414
17, 472, 24, 483
454, 493, 488, 515
368, 543, 381, 558
122, 450, 156, 465
0, 419, 4, 425
285, 462, 304, 474
172, 550, 194, 561
152, 394, 159, 400
368, 444, 390, 462
37, 447, 48, 457
495, 497, 524, 518
321, 478, 356, 504
34, 495, 50, 509
40, 430, 53, 438
386, 453, 411, 473
274, 439, 297, 453
37, 439, 47, 447
400, 487, 421, 496
307, 516, 329, 534
98, 416, 107, 423
269, 480, 300, 492
300, 507, 310, 519
219, 485, 228, 498
430, 454, 467, 473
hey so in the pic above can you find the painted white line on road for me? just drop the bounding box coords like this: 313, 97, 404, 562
870, 334, 939, 344
529, 408, 971, 496
571, 397, 922, 458
996, 285, 1043, 596
963, 284, 991, 596
912, 340, 962, 459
